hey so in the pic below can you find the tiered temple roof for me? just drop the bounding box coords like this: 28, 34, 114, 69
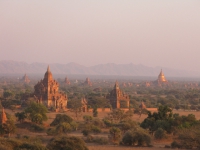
34, 66, 68, 111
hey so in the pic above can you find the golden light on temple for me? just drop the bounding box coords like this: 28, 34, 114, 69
157, 69, 167, 82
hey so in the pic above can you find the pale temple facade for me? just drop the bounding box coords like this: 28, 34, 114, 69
34, 66, 68, 110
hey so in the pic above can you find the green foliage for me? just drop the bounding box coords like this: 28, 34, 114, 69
172, 126, 200, 149
141, 105, 173, 133
0, 125, 5, 136
48, 120, 76, 135
46, 128, 57, 136
1, 100, 21, 109
87, 96, 109, 108
107, 109, 133, 124
92, 118, 104, 128
68, 99, 83, 120
118, 120, 138, 133
24, 102, 48, 124
17, 143, 47, 150
154, 128, 167, 139
15, 112, 26, 123
82, 129, 91, 136
103, 119, 113, 127
0, 137, 46, 150
55, 122, 72, 134
30, 124, 45, 132
93, 107, 98, 117
0, 138, 21, 150
173, 113, 197, 129
83, 115, 93, 123
2, 119, 16, 137
50, 114, 73, 126
46, 136, 89, 150
3, 90, 13, 99
70, 121, 78, 131
109, 127, 121, 144
91, 125, 101, 134
92, 136, 109, 145
171, 141, 181, 148
121, 128, 152, 147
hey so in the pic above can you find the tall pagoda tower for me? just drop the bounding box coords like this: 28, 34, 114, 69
34, 66, 68, 111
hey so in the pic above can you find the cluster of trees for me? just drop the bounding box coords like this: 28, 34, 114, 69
47, 114, 78, 136
79, 109, 153, 146
15, 102, 48, 124
131, 88, 200, 110
0, 135, 88, 150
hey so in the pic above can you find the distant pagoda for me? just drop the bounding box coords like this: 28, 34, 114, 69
84, 77, 92, 86
154, 69, 168, 86
64, 76, 70, 85
1, 108, 7, 124
21, 74, 30, 83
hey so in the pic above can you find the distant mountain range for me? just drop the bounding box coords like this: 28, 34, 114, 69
0, 60, 199, 77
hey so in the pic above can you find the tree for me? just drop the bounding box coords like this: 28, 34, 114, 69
87, 96, 110, 108
3, 91, 13, 100
107, 109, 133, 124
154, 128, 167, 139
50, 114, 73, 126
122, 128, 152, 147
2, 119, 16, 137
68, 99, 83, 120
15, 112, 26, 123
18, 143, 47, 150
140, 105, 173, 133
109, 127, 121, 144
93, 106, 98, 117
46, 136, 88, 150
24, 102, 48, 124
83, 115, 93, 123
55, 122, 72, 134
171, 126, 200, 149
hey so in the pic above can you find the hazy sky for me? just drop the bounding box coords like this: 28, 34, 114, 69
0, 1, 200, 71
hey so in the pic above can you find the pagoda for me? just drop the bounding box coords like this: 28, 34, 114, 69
64, 76, 70, 85
34, 66, 68, 111
0, 108, 7, 124
21, 74, 30, 83
108, 81, 130, 109
84, 77, 92, 86
154, 69, 168, 86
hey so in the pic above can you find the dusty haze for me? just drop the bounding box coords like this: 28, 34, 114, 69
0, 1, 200, 72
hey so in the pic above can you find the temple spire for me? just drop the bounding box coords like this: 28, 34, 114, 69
114, 81, 119, 89
47, 65, 50, 72
1, 107, 7, 124
158, 69, 167, 82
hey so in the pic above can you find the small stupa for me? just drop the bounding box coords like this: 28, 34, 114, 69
84, 77, 92, 86
139, 101, 146, 109
64, 76, 70, 85
21, 74, 30, 83
1, 107, 7, 124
